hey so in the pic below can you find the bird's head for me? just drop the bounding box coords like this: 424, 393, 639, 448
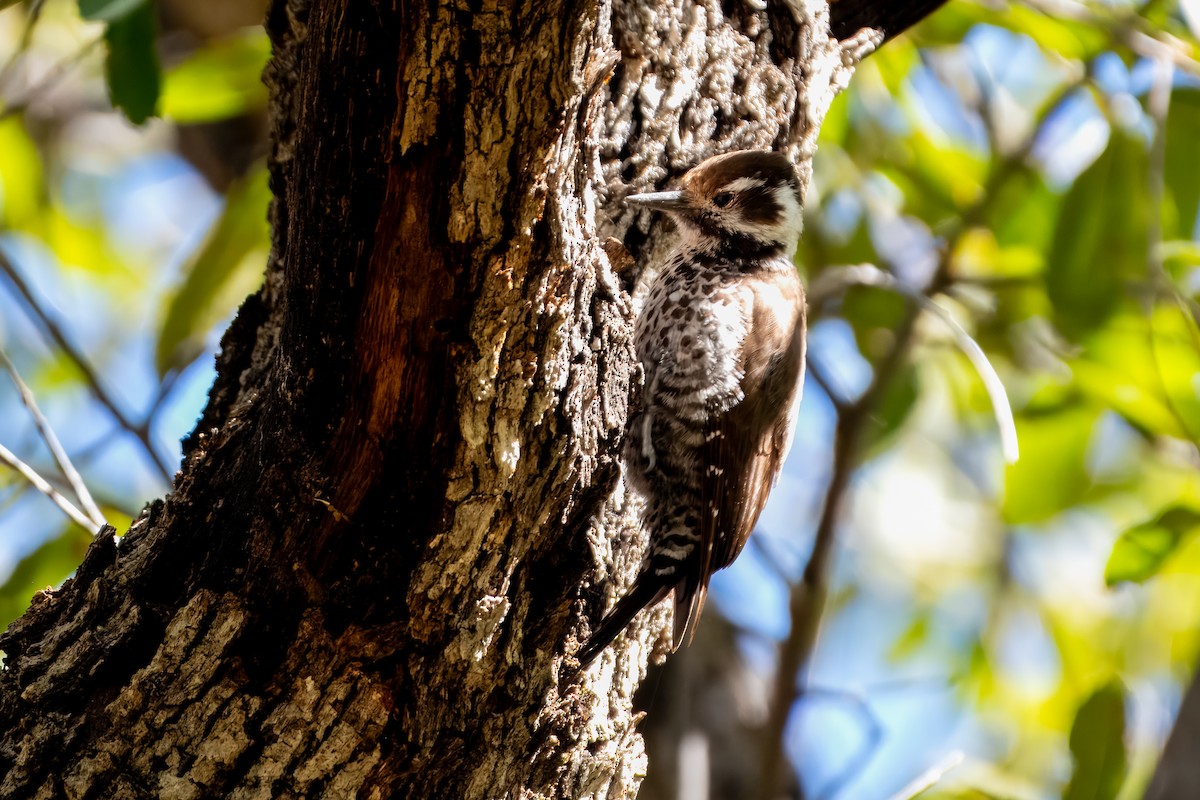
626, 150, 804, 257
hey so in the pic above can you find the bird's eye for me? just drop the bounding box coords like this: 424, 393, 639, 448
713, 192, 734, 208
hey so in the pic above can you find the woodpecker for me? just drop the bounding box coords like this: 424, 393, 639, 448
580, 150, 807, 664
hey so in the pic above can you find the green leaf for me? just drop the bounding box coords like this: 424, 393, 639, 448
1063, 681, 1128, 800
813, 216, 877, 272
817, 89, 850, 148
865, 364, 920, 456
78, 0, 145, 21
911, 4, 1106, 59
842, 284, 909, 364
161, 30, 271, 123
1075, 307, 1200, 439
0, 118, 43, 227
954, 228, 1043, 279
1105, 506, 1200, 585
1046, 131, 1149, 340
986, 167, 1059, 258
1160, 239, 1200, 280
872, 37, 918, 96
103, 1, 160, 125
156, 164, 271, 376
0, 527, 90, 631
879, 136, 985, 228
1001, 5, 1108, 59
887, 612, 930, 661
1003, 406, 1097, 525
909, 4, 978, 46
1164, 89, 1200, 239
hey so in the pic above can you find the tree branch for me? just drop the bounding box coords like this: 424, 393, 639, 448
0, 347, 107, 529
0, 249, 173, 483
0, 441, 97, 534
829, 0, 949, 44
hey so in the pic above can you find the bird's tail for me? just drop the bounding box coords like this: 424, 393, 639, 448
577, 577, 671, 666
671, 575, 708, 652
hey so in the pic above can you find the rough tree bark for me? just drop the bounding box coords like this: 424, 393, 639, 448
0, 1, 944, 797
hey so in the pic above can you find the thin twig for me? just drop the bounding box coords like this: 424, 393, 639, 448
0, 249, 174, 482
885, 751, 965, 800
0, 347, 106, 528
0, 0, 46, 89
811, 264, 1019, 463
758, 297, 924, 800
0, 441, 97, 533
0, 34, 104, 122
805, 357, 850, 412
803, 688, 884, 800
1141, 55, 1200, 448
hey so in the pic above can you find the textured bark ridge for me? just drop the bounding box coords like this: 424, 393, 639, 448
0, 1, 939, 797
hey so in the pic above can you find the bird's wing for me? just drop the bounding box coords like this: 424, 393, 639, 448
672, 286, 805, 650
700, 276, 806, 581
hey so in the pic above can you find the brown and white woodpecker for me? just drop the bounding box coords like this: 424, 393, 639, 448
579, 150, 807, 664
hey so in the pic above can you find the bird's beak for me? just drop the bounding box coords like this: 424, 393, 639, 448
625, 190, 689, 212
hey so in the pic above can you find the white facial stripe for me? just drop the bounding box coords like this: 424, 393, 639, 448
772, 184, 804, 247
719, 177, 766, 194
718, 184, 803, 251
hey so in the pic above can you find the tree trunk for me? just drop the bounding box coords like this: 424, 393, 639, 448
0, 1, 944, 797
1147, 664, 1200, 799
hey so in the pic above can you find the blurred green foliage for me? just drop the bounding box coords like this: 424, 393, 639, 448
156, 164, 270, 376
797, 0, 1200, 796
0, 2, 269, 635
1064, 681, 1128, 800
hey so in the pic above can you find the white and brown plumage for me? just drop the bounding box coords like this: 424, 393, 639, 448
580, 151, 807, 664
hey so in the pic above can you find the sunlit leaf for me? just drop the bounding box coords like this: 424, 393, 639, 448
155, 164, 270, 376
873, 36, 918, 96
1106, 506, 1200, 586
911, 4, 1106, 59
1063, 681, 1127, 800
818, 90, 851, 148
887, 611, 930, 661
882, 135, 986, 226
954, 228, 1042, 279
1000, 6, 1108, 59
1003, 406, 1098, 524
104, 1, 160, 125
1046, 131, 1149, 339
909, 4, 979, 46
0, 118, 43, 227
1159, 239, 1200, 280
31, 204, 138, 281
0, 527, 90, 631
161, 30, 271, 123
1075, 308, 1200, 439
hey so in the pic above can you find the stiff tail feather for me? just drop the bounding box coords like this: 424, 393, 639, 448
577, 577, 671, 665
671, 577, 708, 651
